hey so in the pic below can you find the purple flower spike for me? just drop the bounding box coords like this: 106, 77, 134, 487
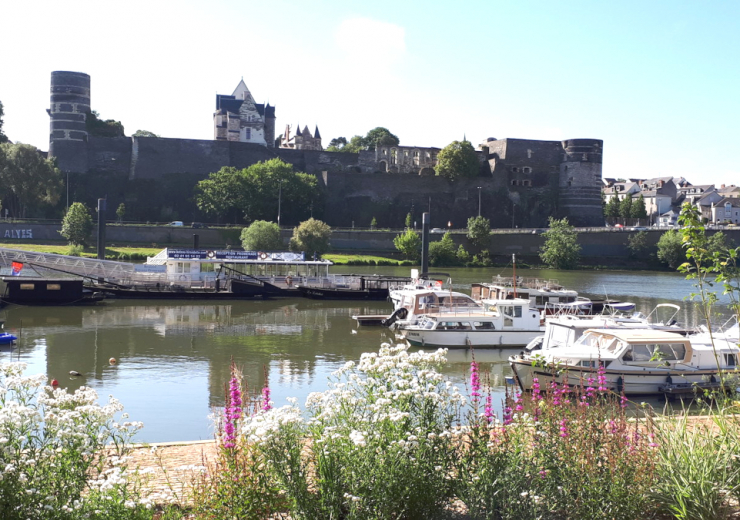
223, 364, 243, 449
261, 385, 271, 412
470, 361, 481, 402
484, 394, 494, 424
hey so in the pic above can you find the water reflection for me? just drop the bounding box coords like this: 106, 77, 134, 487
0, 266, 734, 442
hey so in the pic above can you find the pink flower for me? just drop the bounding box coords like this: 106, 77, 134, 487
484, 394, 494, 424
532, 377, 541, 401
597, 363, 607, 392
559, 418, 568, 437
223, 363, 243, 449
470, 361, 481, 401
261, 385, 271, 412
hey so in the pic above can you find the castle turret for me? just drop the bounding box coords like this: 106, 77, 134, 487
48, 71, 90, 173
559, 139, 603, 227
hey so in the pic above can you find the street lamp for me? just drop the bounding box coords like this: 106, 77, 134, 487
277, 180, 283, 227
477, 186, 482, 217
66, 171, 69, 211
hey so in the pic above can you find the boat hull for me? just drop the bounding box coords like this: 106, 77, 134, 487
403, 329, 542, 349
509, 357, 730, 396
299, 287, 388, 300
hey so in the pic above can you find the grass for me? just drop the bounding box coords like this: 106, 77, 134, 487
0, 242, 162, 260
323, 253, 409, 265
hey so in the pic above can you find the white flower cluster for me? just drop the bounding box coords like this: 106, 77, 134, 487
242, 404, 304, 444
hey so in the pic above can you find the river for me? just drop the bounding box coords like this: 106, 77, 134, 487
0, 266, 735, 442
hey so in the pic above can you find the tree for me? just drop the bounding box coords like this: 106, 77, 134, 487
604, 195, 620, 220
289, 218, 331, 258
132, 130, 160, 138
341, 136, 365, 153
630, 194, 648, 222
0, 142, 62, 218
194, 159, 320, 225
656, 229, 685, 269
435, 140, 479, 181
86, 110, 125, 137
619, 196, 633, 221
466, 216, 491, 249
363, 127, 399, 150
405, 212, 412, 228
326, 137, 348, 151
539, 217, 581, 269
429, 232, 458, 267
0, 100, 8, 143
627, 231, 649, 259
393, 229, 421, 261
116, 203, 126, 223
59, 202, 93, 246
241, 220, 283, 251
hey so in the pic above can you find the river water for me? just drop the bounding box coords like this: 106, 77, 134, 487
1, 266, 735, 442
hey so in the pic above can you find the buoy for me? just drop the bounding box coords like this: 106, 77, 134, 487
51, 379, 59, 387
69, 370, 81, 377
109, 357, 117, 365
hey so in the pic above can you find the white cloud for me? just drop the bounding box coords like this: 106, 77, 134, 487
335, 18, 406, 57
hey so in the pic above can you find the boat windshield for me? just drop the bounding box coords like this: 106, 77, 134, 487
576, 333, 620, 353
622, 342, 687, 362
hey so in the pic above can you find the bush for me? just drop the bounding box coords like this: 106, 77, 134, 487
657, 229, 685, 269
429, 232, 458, 267
289, 218, 331, 259
539, 217, 581, 269
66, 244, 84, 257
60, 202, 94, 246
241, 220, 283, 251
393, 229, 422, 261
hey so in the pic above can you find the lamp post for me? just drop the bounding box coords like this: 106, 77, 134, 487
277, 180, 283, 227
66, 171, 69, 211
477, 186, 482, 217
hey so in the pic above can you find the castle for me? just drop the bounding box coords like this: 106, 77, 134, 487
47, 71, 604, 228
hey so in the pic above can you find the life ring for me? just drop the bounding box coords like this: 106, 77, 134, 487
259, 252, 269, 260
179, 275, 187, 281
206, 250, 215, 259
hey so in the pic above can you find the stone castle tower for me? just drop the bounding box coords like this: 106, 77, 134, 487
558, 139, 603, 226
47, 71, 91, 173
213, 79, 275, 147
278, 124, 323, 151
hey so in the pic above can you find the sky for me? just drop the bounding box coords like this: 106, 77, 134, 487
1, 0, 739, 187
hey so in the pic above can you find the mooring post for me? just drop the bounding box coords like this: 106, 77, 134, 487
421, 212, 430, 276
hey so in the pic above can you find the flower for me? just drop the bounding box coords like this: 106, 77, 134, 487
470, 360, 481, 402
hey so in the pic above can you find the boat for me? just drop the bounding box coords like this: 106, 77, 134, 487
1, 276, 105, 306
91, 248, 333, 299
298, 275, 412, 301
0, 332, 17, 344
398, 298, 544, 349
509, 327, 740, 396
524, 303, 687, 352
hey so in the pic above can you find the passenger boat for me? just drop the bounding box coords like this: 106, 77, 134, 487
509, 328, 740, 395
298, 275, 411, 301
398, 298, 544, 349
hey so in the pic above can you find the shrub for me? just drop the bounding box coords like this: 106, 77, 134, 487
60, 202, 94, 247
429, 232, 458, 266
393, 229, 421, 261
240, 220, 283, 251
289, 218, 331, 259
539, 217, 581, 269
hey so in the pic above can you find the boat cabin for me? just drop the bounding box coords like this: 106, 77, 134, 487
396, 289, 481, 316
472, 278, 578, 309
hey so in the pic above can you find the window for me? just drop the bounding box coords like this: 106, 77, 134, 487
512, 167, 519, 173
522, 180, 532, 187
20, 284, 34, 290
503, 306, 523, 318
511, 180, 519, 186
522, 167, 532, 174
473, 321, 495, 330
176, 262, 191, 274
46, 284, 61, 291
245, 128, 251, 139
200, 263, 215, 273
725, 354, 738, 367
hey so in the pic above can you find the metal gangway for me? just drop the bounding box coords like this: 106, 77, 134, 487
0, 246, 137, 283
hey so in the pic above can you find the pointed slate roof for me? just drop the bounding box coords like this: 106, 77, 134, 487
295, 124, 302, 137
302, 125, 311, 137
314, 126, 321, 139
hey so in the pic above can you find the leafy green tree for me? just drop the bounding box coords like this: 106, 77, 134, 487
132, 130, 159, 138
326, 137, 348, 151
466, 216, 491, 249
116, 203, 126, 223
393, 229, 421, 261
289, 218, 331, 258
86, 110, 125, 137
656, 229, 685, 269
630, 194, 648, 222
0, 142, 62, 217
456, 244, 471, 264
619, 196, 633, 221
539, 217, 581, 269
604, 195, 620, 220
370, 217, 378, 229
0, 100, 8, 143
241, 220, 283, 251
195, 159, 320, 225
405, 212, 412, 228
59, 202, 93, 246
429, 232, 458, 267
341, 136, 365, 153
627, 231, 649, 259
435, 140, 479, 181
363, 127, 399, 150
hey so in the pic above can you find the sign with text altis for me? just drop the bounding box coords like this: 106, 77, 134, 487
167, 249, 305, 262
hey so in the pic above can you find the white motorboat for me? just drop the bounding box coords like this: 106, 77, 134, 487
399, 298, 544, 349
509, 327, 740, 396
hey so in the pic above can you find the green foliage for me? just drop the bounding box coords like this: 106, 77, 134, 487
0, 142, 62, 218
326, 137, 350, 152
86, 110, 125, 137
343, 135, 365, 153
429, 232, 458, 267
240, 220, 283, 251
195, 159, 320, 225
405, 212, 412, 228
619, 195, 633, 220
116, 202, 126, 222
435, 140, 479, 181
66, 244, 85, 256
627, 230, 650, 259
0, 99, 8, 143
289, 218, 331, 258
631, 193, 648, 220
370, 216, 378, 228
466, 216, 491, 249
60, 202, 94, 246
456, 244, 471, 264
393, 228, 421, 261
656, 229, 685, 269
539, 217, 581, 269
604, 195, 621, 219
363, 127, 399, 150
132, 129, 159, 138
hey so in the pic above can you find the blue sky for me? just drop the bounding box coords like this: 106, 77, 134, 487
2, 0, 738, 186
